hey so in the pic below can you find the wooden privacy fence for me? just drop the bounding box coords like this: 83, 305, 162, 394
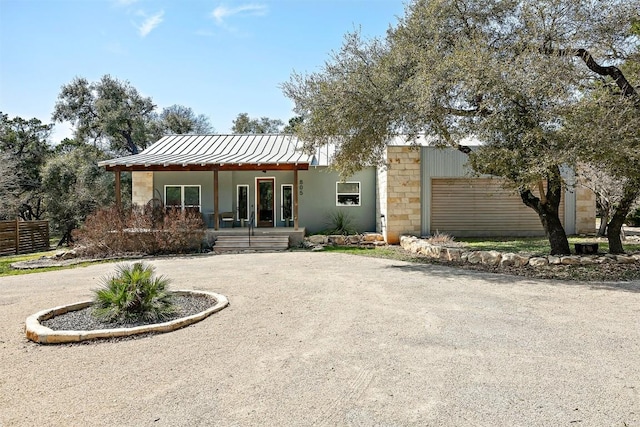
0, 220, 50, 256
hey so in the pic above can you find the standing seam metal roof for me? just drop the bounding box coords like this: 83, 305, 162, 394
98, 134, 317, 167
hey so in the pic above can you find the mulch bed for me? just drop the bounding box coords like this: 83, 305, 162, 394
41, 294, 217, 331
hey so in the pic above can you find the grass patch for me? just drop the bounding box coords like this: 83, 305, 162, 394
0, 250, 117, 277
459, 237, 549, 255
0, 251, 57, 276
457, 236, 640, 255
323, 237, 640, 257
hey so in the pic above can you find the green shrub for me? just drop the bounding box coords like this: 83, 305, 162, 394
325, 210, 358, 235
92, 262, 176, 324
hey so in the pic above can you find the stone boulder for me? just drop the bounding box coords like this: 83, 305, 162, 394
363, 233, 384, 242
347, 235, 361, 245
615, 255, 636, 264
328, 235, 346, 245
500, 253, 530, 268
548, 256, 561, 265
308, 235, 328, 245
52, 250, 77, 260
529, 257, 549, 267
443, 248, 463, 262
467, 251, 482, 264
560, 256, 581, 265
481, 250, 501, 266
417, 243, 433, 257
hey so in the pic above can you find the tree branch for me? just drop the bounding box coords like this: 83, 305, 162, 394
543, 46, 637, 98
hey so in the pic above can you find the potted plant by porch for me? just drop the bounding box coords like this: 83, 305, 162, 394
283, 206, 292, 227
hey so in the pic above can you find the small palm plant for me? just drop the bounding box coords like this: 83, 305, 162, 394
92, 262, 176, 324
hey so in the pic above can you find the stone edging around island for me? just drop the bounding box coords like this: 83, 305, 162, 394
25, 290, 229, 345
400, 235, 640, 268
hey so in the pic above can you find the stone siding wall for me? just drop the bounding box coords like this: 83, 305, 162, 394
132, 172, 154, 206
384, 147, 422, 244
575, 185, 596, 234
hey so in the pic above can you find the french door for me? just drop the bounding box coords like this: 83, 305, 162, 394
256, 178, 274, 227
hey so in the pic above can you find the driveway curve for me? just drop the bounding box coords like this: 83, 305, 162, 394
1, 252, 639, 426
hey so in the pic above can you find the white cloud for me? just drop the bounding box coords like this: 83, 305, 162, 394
138, 10, 164, 37
211, 3, 267, 25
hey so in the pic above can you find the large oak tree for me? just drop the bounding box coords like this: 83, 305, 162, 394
283, 0, 639, 255
159, 104, 214, 135
52, 75, 158, 155
0, 113, 52, 220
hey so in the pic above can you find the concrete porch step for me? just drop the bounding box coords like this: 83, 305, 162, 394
213, 235, 290, 252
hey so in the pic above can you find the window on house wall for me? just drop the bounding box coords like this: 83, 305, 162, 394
165, 185, 201, 213
281, 184, 293, 221
237, 185, 249, 221
336, 182, 361, 206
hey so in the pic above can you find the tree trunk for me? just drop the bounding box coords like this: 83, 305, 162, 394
122, 131, 139, 155
520, 168, 571, 255
56, 226, 75, 248
606, 183, 640, 254
597, 211, 609, 236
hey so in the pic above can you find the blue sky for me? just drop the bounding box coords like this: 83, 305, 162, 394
0, 0, 406, 143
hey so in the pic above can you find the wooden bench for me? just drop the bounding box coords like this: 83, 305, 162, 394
574, 243, 599, 254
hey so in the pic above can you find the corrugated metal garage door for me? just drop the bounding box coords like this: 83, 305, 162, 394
430, 178, 564, 237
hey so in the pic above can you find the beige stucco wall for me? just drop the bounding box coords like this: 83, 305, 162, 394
575, 185, 596, 234
132, 172, 154, 206
383, 146, 422, 244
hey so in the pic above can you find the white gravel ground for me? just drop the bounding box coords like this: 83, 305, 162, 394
1, 251, 639, 426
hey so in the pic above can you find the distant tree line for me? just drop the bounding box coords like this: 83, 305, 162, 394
1, 74, 293, 245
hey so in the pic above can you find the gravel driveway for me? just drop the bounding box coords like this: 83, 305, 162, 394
1, 252, 639, 426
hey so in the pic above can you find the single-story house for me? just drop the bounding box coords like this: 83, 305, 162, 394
98, 134, 595, 244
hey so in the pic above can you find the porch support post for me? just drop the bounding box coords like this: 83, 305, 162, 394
293, 168, 299, 230
115, 170, 122, 210
213, 168, 219, 230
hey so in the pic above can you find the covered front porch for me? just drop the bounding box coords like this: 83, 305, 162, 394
99, 135, 313, 232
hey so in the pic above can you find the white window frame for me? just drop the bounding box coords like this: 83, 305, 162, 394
236, 184, 249, 221
281, 184, 293, 221
336, 181, 361, 206
164, 185, 201, 212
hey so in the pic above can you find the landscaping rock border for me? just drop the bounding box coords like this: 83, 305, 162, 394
25, 290, 229, 344
399, 235, 640, 268
304, 233, 386, 250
